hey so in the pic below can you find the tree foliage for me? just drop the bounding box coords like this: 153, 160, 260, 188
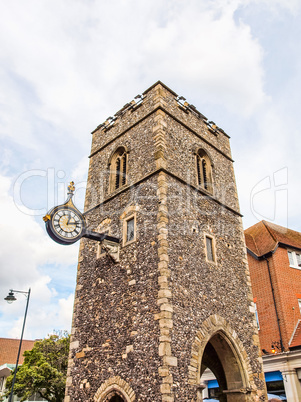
5, 332, 70, 402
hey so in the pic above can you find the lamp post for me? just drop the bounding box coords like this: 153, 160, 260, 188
4, 288, 31, 402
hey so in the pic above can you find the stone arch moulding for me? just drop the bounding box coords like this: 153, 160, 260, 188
94, 376, 135, 402
107, 145, 129, 168
189, 315, 255, 394
195, 148, 214, 195
108, 146, 129, 193
193, 145, 214, 167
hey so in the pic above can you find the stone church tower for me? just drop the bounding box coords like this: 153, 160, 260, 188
65, 82, 267, 401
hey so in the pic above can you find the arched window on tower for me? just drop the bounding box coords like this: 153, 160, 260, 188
196, 149, 213, 193
109, 147, 127, 193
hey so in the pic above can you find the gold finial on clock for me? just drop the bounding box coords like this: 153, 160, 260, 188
68, 181, 75, 194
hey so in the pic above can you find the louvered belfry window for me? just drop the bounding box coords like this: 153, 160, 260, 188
110, 147, 127, 192
196, 149, 212, 193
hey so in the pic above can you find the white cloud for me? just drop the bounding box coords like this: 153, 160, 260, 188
70, 157, 89, 211
0, 0, 268, 153
0, 173, 78, 338
57, 294, 74, 332
6, 292, 74, 339
0, 0, 300, 339
234, 102, 301, 231
142, 2, 266, 116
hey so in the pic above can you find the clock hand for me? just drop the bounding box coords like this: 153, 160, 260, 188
66, 221, 81, 226
66, 212, 72, 224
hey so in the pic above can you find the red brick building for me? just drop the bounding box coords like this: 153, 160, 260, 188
0, 338, 35, 366
0, 338, 36, 401
245, 220, 301, 401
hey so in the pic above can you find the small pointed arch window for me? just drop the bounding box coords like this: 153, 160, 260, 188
108, 395, 125, 402
109, 147, 127, 193
196, 149, 213, 193
104, 391, 126, 402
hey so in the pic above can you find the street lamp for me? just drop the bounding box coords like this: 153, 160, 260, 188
4, 288, 31, 402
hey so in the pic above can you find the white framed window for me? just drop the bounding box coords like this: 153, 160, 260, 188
123, 214, 136, 246
204, 234, 216, 263
288, 250, 301, 269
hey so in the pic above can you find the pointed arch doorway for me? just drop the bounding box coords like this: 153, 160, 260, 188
190, 316, 255, 402
106, 394, 125, 402
200, 331, 248, 402
94, 376, 135, 402
101, 389, 127, 402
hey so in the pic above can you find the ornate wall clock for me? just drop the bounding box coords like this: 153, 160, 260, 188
43, 182, 86, 245
43, 182, 120, 261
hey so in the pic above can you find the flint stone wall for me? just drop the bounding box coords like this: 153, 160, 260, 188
65, 82, 266, 402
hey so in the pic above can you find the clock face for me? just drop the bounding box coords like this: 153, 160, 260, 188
46, 206, 86, 245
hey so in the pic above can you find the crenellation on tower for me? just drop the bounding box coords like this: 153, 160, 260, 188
90, 81, 231, 161
90, 83, 235, 214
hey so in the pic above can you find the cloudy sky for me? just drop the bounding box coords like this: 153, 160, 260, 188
0, 0, 300, 340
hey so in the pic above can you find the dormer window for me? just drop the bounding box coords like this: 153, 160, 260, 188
109, 147, 127, 193
196, 149, 213, 193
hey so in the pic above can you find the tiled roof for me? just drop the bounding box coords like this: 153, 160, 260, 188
289, 320, 301, 348
245, 220, 301, 257
0, 338, 36, 366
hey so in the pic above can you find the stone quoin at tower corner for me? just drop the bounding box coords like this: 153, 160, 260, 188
64, 82, 267, 402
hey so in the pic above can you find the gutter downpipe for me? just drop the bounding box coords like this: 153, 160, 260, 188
264, 256, 284, 352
